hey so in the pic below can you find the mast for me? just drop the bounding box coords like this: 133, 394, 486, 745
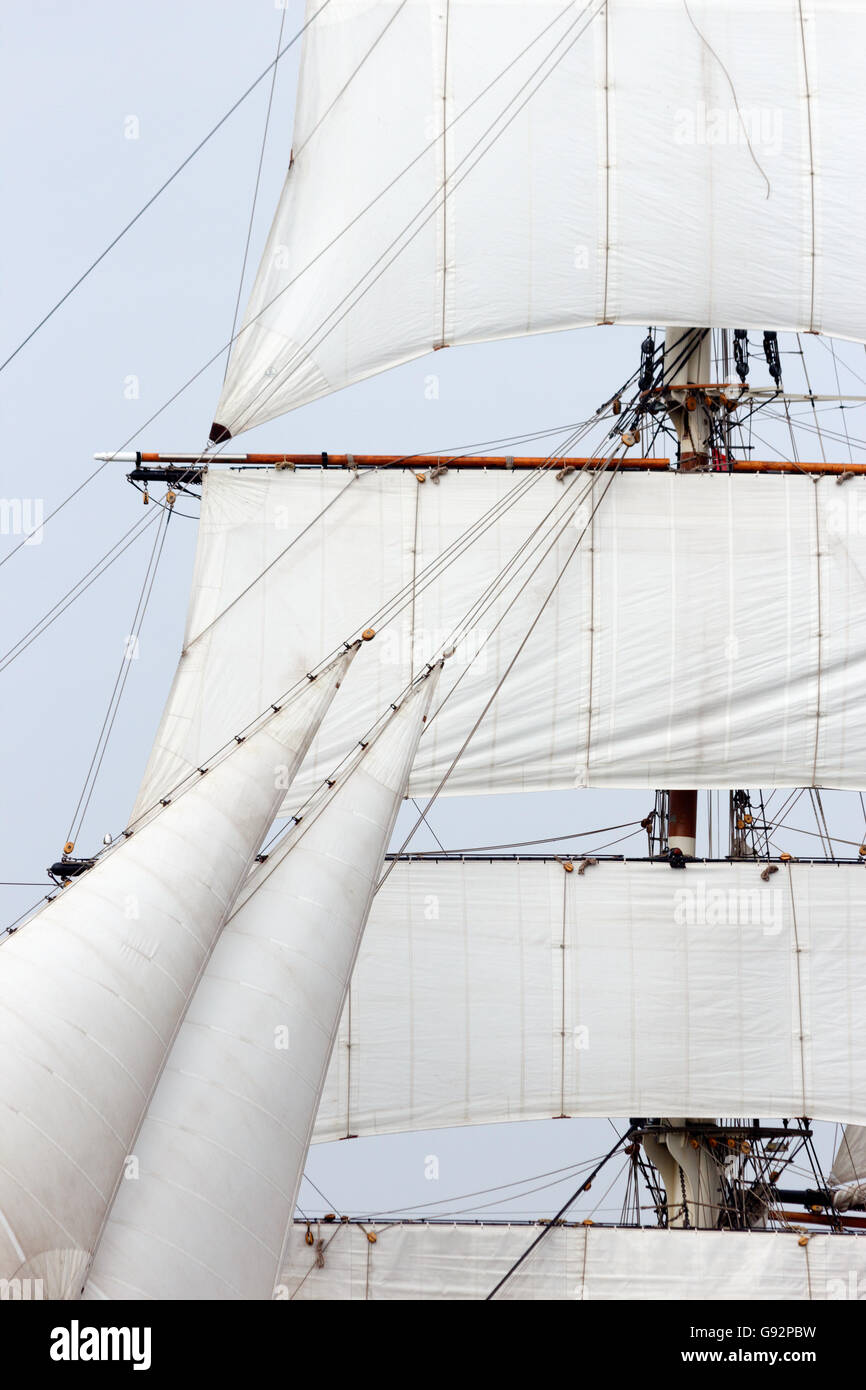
647, 328, 724, 1227
661, 327, 713, 469
660, 327, 705, 863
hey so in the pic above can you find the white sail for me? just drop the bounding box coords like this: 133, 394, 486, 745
830, 1125, 866, 1209
280, 1222, 866, 1301
213, 0, 866, 435
134, 467, 866, 817
85, 667, 440, 1301
831, 1126, 866, 1185
309, 858, 866, 1139
0, 650, 352, 1299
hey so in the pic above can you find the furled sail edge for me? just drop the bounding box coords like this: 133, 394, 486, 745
85, 663, 441, 1301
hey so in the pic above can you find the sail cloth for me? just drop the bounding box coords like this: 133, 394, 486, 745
310, 858, 866, 1138
831, 1126, 866, 1185
0, 651, 351, 1300
280, 1222, 866, 1301
830, 1125, 866, 1210
133, 467, 866, 817
213, 0, 866, 435
85, 669, 439, 1302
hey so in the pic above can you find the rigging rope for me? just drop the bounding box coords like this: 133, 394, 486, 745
0, 1, 333, 377
397, 820, 642, 856
222, 6, 289, 385
225, 0, 610, 436
379, 455, 625, 877
0, 508, 161, 675
65, 507, 171, 847
485, 1124, 636, 1299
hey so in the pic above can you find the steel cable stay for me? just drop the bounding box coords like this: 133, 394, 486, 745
64, 507, 172, 851
295, 1153, 610, 1230
222, 4, 290, 386
763, 406, 866, 450
378, 456, 626, 884
253, 442, 630, 871
484, 1123, 638, 1300
390, 821, 643, 857
0, 508, 162, 675
409, 797, 448, 854
796, 332, 827, 464
216, 451, 626, 891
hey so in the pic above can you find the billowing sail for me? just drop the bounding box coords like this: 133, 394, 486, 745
85, 667, 439, 1301
280, 1222, 866, 1301
213, 0, 866, 435
0, 651, 351, 1299
134, 467, 866, 816
831, 1126, 866, 1185
830, 1125, 866, 1209
309, 858, 866, 1139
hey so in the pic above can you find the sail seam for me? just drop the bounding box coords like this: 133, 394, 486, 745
582, 476, 597, 779
796, 0, 817, 332
410, 480, 420, 684
600, 0, 611, 322
184, 472, 360, 657
345, 988, 353, 1140
785, 863, 808, 1116
439, 0, 452, 348
222, 6, 287, 388
559, 872, 567, 1116
811, 480, 823, 785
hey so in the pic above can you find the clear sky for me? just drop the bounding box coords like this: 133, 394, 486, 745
2, 0, 861, 1230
